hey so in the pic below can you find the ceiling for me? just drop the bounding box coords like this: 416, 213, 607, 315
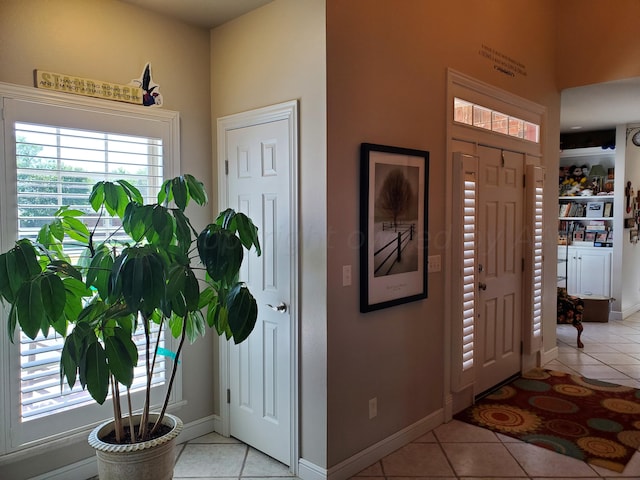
120, 0, 273, 29
560, 77, 640, 133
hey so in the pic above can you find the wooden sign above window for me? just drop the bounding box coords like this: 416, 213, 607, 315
34, 69, 143, 105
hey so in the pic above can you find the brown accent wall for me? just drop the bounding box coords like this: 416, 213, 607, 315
326, 0, 559, 465
557, 0, 640, 89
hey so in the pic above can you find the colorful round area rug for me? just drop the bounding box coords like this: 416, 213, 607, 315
454, 368, 640, 473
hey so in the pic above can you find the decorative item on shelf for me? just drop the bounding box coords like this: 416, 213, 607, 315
559, 164, 588, 195
631, 229, 638, 244
585, 201, 604, 218
588, 164, 607, 194
604, 167, 615, 193
626, 181, 634, 213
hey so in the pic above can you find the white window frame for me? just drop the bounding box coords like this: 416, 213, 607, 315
0, 82, 182, 456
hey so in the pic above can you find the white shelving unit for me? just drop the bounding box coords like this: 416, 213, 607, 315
559, 147, 617, 302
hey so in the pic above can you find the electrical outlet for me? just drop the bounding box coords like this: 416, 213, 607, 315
369, 397, 377, 419
343, 265, 352, 286
427, 255, 441, 273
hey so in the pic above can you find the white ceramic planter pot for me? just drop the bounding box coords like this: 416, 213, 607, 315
88, 413, 183, 480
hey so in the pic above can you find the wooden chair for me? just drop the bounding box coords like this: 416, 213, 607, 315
557, 287, 584, 348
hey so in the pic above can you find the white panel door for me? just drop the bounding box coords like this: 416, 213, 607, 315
476, 146, 523, 394
226, 118, 291, 465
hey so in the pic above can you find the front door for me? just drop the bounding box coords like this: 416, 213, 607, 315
221, 103, 296, 466
476, 145, 524, 394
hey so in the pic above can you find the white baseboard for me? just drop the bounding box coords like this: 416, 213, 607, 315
312, 409, 444, 480
29, 415, 218, 480
539, 346, 558, 366
298, 458, 328, 480
29, 456, 97, 480
619, 303, 640, 320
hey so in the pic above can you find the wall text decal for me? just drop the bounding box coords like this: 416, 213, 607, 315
479, 44, 527, 78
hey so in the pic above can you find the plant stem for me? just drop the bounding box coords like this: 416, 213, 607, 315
150, 315, 187, 437
110, 375, 123, 443
126, 388, 135, 442
138, 313, 152, 440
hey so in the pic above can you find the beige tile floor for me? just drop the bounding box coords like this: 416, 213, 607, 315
172, 313, 640, 479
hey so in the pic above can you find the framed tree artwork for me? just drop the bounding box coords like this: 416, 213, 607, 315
359, 143, 429, 312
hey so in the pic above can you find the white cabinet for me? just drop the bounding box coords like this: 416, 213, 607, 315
558, 246, 612, 297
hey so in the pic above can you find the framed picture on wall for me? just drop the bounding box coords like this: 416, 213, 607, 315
359, 143, 429, 312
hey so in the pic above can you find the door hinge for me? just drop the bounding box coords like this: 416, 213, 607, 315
226, 388, 230, 404
225, 160, 229, 175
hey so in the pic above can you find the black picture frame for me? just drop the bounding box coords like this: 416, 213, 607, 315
359, 143, 429, 312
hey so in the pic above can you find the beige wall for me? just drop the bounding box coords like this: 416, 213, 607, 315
326, 0, 559, 466
0, 1, 212, 478
210, 0, 328, 468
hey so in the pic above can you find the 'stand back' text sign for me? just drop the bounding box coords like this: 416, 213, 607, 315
35, 70, 142, 104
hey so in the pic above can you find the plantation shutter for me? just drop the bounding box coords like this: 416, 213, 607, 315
1, 91, 180, 450
15, 121, 166, 420
524, 164, 544, 353
452, 152, 479, 391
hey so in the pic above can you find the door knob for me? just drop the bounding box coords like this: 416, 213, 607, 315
478, 282, 487, 291
267, 302, 288, 313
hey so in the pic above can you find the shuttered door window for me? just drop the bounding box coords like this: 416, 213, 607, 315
462, 171, 477, 372
1, 89, 180, 452
452, 152, 479, 391
16, 122, 165, 421
524, 164, 544, 353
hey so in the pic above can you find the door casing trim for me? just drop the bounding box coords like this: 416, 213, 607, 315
445, 69, 545, 418
216, 100, 299, 472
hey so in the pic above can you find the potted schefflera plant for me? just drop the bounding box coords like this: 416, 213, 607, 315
0, 174, 261, 480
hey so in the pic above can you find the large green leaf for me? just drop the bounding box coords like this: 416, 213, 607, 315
173, 209, 193, 253
171, 176, 188, 211
61, 332, 81, 389
16, 279, 44, 340
234, 212, 262, 256
150, 205, 174, 247
184, 174, 207, 206
158, 178, 174, 205
116, 179, 143, 205
185, 310, 206, 343
105, 330, 136, 387
86, 245, 114, 299
83, 341, 109, 404
117, 247, 166, 312
46, 260, 83, 281
61, 216, 90, 244
63, 277, 92, 323
169, 313, 183, 338
89, 181, 106, 212
103, 181, 128, 218
197, 226, 244, 285
122, 203, 150, 242
39, 274, 66, 326
226, 283, 258, 344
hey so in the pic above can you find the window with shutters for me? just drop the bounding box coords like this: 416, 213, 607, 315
0, 84, 181, 453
